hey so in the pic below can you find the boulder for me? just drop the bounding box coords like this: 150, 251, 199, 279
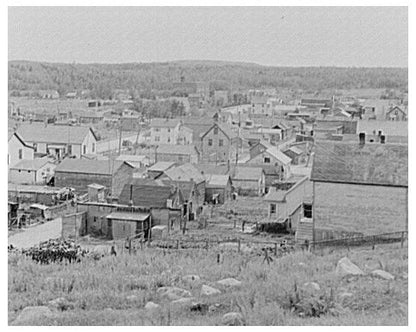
190, 302, 209, 314
222, 312, 245, 326
217, 278, 242, 288
335, 257, 364, 276
200, 285, 221, 296
12, 306, 54, 325
371, 269, 395, 280
170, 297, 195, 308
48, 297, 74, 311
144, 301, 160, 310
338, 292, 353, 301
126, 295, 138, 302
182, 275, 201, 284
157, 286, 192, 301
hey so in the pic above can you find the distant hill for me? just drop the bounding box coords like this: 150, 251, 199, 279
8, 60, 408, 99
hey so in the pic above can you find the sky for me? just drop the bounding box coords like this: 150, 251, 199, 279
8, 6, 408, 67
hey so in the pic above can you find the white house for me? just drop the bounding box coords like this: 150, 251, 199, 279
16, 124, 98, 159
149, 118, 182, 145
9, 158, 56, 185
8, 132, 34, 169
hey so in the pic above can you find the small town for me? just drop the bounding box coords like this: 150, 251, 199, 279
7, 5, 409, 328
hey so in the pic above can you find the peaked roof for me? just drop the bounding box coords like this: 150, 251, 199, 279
311, 141, 408, 187
10, 158, 53, 171
262, 145, 292, 165
233, 166, 264, 180
55, 159, 130, 175
150, 118, 181, 128
156, 144, 198, 155
9, 132, 35, 149
200, 122, 237, 140
205, 174, 231, 188
148, 161, 176, 172
16, 124, 96, 145
164, 163, 205, 183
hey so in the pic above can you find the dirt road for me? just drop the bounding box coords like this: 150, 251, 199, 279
8, 218, 62, 249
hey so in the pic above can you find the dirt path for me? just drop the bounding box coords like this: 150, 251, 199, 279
8, 218, 62, 249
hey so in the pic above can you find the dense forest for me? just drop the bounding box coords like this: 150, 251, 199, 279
8, 60, 408, 99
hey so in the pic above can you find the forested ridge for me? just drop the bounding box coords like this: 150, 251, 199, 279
9, 60, 408, 99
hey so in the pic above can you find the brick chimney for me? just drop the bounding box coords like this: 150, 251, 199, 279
359, 132, 365, 146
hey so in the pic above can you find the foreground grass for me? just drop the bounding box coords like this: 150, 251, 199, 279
8, 244, 408, 325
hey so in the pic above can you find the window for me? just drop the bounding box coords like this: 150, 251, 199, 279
83, 145, 86, 154
155, 136, 160, 142
155, 128, 160, 132
303, 204, 312, 218
68, 145, 72, 155
167, 137, 171, 143
92, 143, 95, 153
264, 156, 271, 163
167, 128, 171, 133
208, 139, 213, 146
270, 204, 276, 214
33, 143, 37, 152
18, 149, 23, 159
219, 139, 223, 147
214, 127, 218, 135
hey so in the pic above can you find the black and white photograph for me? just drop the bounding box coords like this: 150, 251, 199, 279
5, 3, 410, 327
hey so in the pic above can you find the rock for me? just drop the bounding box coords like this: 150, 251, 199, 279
126, 295, 138, 302
48, 297, 74, 311
335, 257, 364, 276
217, 278, 242, 288
303, 282, 320, 292
144, 301, 160, 310
12, 306, 54, 325
170, 297, 195, 308
201, 285, 221, 296
182, 275, 201, 284
339, 292, 353, 300
157, 286, 192, 301
298, 262, 306, 267
222, 312, 245, 326
371, 269, 395, 280
190, 302, 209, 314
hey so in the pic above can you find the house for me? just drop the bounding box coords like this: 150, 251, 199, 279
282, 146, 307, 165
361, 99, 394, 120
247, 141, 292, 181
199, 122, 239, 163
147, 161, 176, 179
66, 92, 77, 99
310, 138, 408, 241
78, 111, 104, 124
54, 159, 134, 197
264, 176, 312, 235
118, 179, 184, 232
8, 132, 34, 169
356, 119, 408, 138
214, 90, 229, 106
250, 96, 271, 115
205, 174, 233, 204
300, 98, 333, 109
162, 163, 206, 207
177, 126, 194, 145
156, 144, 199, 164
9, 158, 56, 185
385, 105, 407, 121
149, 118, 181, 145
232, 166, 265, 196
16, 124, 98, 159
39, 90, 59, 99
116, 155, 150, 169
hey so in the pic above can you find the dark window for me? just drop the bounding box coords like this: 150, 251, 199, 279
83, 145, 86, 154
219, 139, 223, 147
303, 204, 312, 218
214, 127, 218, 135
92, 143, 95, 153
33, 143, 37, 152
208, 139, 213, 146
18, 149, 23, 159
264, 156, 271, 163
270, 204, 276, 214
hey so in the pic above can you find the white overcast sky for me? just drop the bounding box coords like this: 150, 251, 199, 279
8, 6, 408, 67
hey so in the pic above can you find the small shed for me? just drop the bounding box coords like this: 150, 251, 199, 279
106, 211, 151, 240
205, 174, 232, 204
87, 183, 106, 202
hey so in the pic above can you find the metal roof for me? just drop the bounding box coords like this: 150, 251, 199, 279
106, 212, 150, 221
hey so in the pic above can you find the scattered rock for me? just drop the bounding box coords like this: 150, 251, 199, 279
182, 275, 201, 284
144, 301, 160, 310
209, 303, 221, 312
221, 312, 245, 326
201, 285, 221, 296
371, 269, 395, 280
338, 292, 353, 301
157, 286, 192, 301
48, 297, 74, 311
217, 278, 242, 288
170, 297, 195, 308
303, 282, 320, 292
12, 306, 54, 325
335, 257, 364, 276
126, 295, 138, 302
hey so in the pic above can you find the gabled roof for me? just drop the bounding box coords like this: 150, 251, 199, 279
148, 161, 176, 172
264, 146, 292, 165
55, 159, 130, 175
233, 166, 264, 181
200, 122, 237, 140
118, 180, 181, 208
195, 163, 230, 175
150, 118, 181, 128
311, 141, 408, 187
285, 146, 303, 155
16, 124, 97, 145
251, 96, 269, 104
9, 132, 34, 149
164, 163, 205, 183
10, 158, 53, 171
205, 174, 231, 188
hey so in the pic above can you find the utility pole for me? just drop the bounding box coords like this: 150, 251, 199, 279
235, 108, 241, 167
118, 122, 123, 156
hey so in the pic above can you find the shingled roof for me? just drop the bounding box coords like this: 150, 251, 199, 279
150, 118, 181, 128
16, 124, 96, 145
164, 163, 205, 184
55, 159, 129, 175
311, 141, 408, 187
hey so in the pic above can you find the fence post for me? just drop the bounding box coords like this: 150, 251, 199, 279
205, 240, 209, 251
274, 243, 278, 256
238, 239, 241, 253
401, 231, 404, 248
176, 240, 180, 250
128, 238, 132, 255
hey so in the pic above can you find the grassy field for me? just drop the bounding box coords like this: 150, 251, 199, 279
8, 242, 407, 326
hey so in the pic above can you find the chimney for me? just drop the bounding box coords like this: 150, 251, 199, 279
129, 184, 133, 206
359, 132, 365, 146
380, 135, 386, 144
378, 130, 382, 137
